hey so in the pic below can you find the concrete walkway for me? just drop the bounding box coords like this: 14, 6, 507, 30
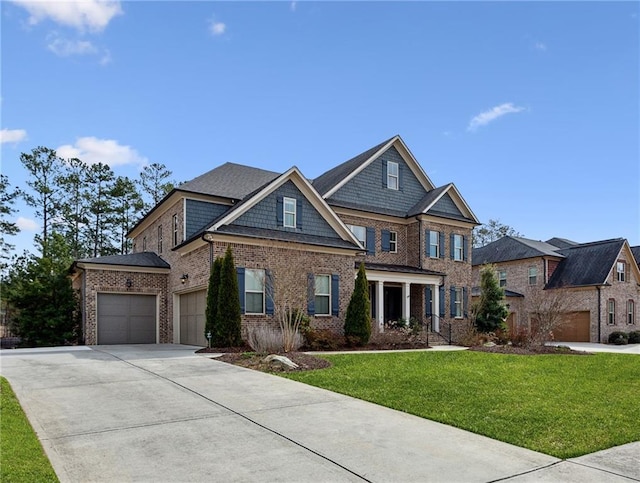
1, 344, 638, 482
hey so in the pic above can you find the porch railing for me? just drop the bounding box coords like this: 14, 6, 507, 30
426, 315, 453, 345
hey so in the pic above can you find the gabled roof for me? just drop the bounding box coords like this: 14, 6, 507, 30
546, 239, 625, 288
204, 166, 362, 250
178, 162, 280, 200
312, 135, 436, 198
408, 183, 480, 224
471, 287, 524, 298
546, 237, 579, 249
472, 236, 563, 266
73, 252, 171, 269
631, 246, 640, 267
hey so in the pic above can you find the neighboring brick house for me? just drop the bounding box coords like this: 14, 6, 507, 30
472, 236, 640, 343
71, 135, 479, 345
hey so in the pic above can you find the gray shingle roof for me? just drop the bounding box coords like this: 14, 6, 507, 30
75, 252, 170, 269
631, 246, 640, 267
406, 185, 450, 217
312, 136, 396, 196
472, 236, 563, 266
546, 237, 579, 249
547, 239, 625, 288
214, 225, 361, 251
471, 287, 524, 297
178, 162, 280, 200
362, 262, 444, 277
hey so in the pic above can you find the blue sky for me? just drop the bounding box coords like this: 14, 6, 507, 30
2, 1, 639, 257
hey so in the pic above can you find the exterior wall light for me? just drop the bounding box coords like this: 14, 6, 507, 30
180, 274, 189, 284
126, 279, 133, 288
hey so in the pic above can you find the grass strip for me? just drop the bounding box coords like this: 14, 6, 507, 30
1, 377, 58, 482
284, 351, 640, 458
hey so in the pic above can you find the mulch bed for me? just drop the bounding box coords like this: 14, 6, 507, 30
469, 345, 593, 356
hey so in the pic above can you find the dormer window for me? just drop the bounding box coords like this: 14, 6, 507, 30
283, 197, 296, 228
387, 161, 399, 190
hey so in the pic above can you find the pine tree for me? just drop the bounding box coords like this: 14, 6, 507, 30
0, 174, 21, 268
344, 262, 371, 345
205, 256, 223, 345
216, 246, 242, 346
475, 264, 508, 333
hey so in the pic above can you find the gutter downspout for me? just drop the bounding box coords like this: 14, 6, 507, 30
597, 285, 602, 343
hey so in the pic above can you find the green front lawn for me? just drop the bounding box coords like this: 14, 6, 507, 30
284, 351, 640, 458
1, 377, 58, 482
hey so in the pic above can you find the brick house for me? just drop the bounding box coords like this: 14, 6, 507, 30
472, 236, 640, 343
71, 135, 479, 345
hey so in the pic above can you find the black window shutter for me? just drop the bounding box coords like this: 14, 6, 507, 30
276, 196, 283, 224
296, 199, 303, 229
439, 231, 445, 259
366, 227, 376, 255
265, 269, 274, 315
425, 286, 432, 316
236, 267, 245, 314
463, 235, 468, 262
450, 233, 455, 259
307, 273, 315, 316
398, 163, 404, 191
439, 285, 445, 317
381, 230, 390, 252
382, 159, 388, 187
450, 286, 456, 317
331, 274, 339, 316
463, 287, 468, 318
425, 230, 430, 257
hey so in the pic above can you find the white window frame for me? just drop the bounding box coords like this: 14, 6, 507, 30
498, 270, 507, 288
157, 225, 163, 254
453, 234, 463, 261
245, 269, 265, 315
172, 214, 178, 247
389, 231, 397, 253
617, 261, 626, 282
608, 299, 616, 325
429, 231, 439, 258
628, 300, 635, 325
314, 274, 331, 316
387, 161, 399, 190
283, 197, 296, 228
528, 266, 537, 285
454, 287, 463, 319
347, 224, 366, 246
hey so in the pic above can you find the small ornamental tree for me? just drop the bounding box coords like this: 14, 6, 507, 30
344, 262, 371, 345
205, 256, 223, 345
475, 264, 508, 333
216, 246, 242, 347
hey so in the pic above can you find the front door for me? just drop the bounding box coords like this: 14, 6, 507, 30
384, 286, 402, 323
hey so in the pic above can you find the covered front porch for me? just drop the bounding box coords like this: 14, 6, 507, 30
362, 263, 444, 333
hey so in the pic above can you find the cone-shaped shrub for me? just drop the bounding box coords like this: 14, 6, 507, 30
205, 256, 223, 345
217, 246, 243, 346
475, 264, 508, 333
344, 262, 371, 345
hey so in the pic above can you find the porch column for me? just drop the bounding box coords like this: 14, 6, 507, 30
433, 284, 440, 332
376, 281, 384, 332
402, 282, 410, 322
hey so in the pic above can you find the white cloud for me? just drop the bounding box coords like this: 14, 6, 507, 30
0, 128, 28, 144
467, 103, 526, 132
209, 20, 226, 36
534, 41, 547, 51
56, 137, 147, 167
16, 217, 39, 232
290, 2, 297, 12
47, 34, 97, 56
11, 0, 123, 33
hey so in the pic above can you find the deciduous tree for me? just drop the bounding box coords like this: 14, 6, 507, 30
473, 219, 523, 248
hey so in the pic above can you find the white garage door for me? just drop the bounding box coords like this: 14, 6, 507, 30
97, 293, 157, 344
180, 290, 207, 347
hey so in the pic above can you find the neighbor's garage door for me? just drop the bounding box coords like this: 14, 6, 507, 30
554, 311, 590, 342
97, 293, 157, 344
180, 290, 207, 346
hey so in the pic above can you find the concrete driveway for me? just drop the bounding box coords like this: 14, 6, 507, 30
546, 342, 640, 354
1, 344, 638, 482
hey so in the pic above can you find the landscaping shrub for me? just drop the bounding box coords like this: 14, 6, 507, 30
608, 331, 629, 345
509, 327, 530, 348
344, 263, 371, 345
246, 326, 286, 354
303, 328, 342, 351
628, 331, 640, 344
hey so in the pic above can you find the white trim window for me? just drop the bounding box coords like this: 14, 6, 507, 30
283, 197, 296, 228
608, 299, 616, 325
314, 275, 331, 316
454, 287, 463, 318
389, 231, 397, 253
498, 270, 507, 288
347, 224, 366, 246
245, 269, 265, 315
453, 234, 463, 261
387, 161, 399, 190
429, 231, 439, 258
628, 300, 635, 325
528, 267, 537, 285
617, 261, 626, 282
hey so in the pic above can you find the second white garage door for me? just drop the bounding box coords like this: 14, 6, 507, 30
180, 290, 207, 346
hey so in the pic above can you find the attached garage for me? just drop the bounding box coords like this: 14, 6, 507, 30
553, 311, 591, 342
97, 293, 157, 344
180, 290, 207, 347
